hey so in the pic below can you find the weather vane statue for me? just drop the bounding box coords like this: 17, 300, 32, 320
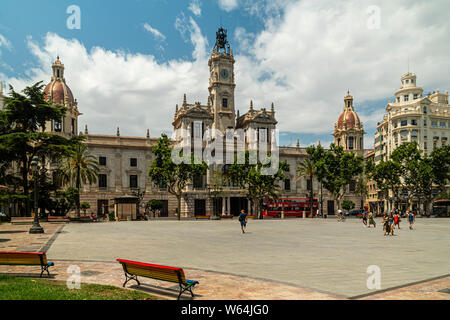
214, 27, 230, 54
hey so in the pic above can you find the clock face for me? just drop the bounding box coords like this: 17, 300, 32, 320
220, 69, 229, 79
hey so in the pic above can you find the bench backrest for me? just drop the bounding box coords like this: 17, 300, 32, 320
0, 251, 47, 266
117, 259, 187, 284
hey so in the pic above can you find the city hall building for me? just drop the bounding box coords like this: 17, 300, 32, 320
2, 28, 370, 218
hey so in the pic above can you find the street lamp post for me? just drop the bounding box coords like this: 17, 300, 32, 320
29, 156, 44, 234
208, 183, 220, 220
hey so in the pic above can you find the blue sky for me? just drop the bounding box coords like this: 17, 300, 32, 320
1, 0, 449, 148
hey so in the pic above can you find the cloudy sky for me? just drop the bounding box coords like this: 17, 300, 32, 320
1, 0, 449, 148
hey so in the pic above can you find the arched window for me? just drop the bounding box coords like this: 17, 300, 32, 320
348, 136, 354, 150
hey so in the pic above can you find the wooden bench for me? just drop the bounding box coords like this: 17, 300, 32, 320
195, 215, 210, 220
0, 251, 54, 277
47, 216, 69, 223
11, 217, 34, 225
79, 216, 93, 222
116, 259, 199, 300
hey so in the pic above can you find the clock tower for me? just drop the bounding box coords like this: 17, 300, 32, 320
208, 27, 236, 134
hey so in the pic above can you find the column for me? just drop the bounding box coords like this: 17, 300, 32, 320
222, 197, 226, 215
248, 199, 251, 214
227, 197, 231, 215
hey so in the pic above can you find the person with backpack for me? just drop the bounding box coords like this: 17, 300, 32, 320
238, 209, 248, 234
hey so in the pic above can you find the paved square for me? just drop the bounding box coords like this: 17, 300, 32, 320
46, 218, 450, 298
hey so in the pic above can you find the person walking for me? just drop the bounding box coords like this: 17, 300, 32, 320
408, 211, 415, 230
238, 209, 248, 234
388, 212, 395, 235
394, 212, 400, 229
362, 210, 368, 227
337, 209, 344, 222
382, 213, 390, 236
368, 211, 376, 228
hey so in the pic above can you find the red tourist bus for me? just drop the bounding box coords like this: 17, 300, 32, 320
262, 198, 319, 218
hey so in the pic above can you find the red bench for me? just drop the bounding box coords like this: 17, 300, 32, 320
116, 259, 199, 300
0, 251, 54, 277
10, 217, 34, 225
47, 216, 69, 223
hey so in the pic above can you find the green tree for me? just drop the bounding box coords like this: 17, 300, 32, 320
227, 150, 289, 219
148, 134, 207, 220
80, 202, 91, 216
306, 144, 327, 216
315, 144, 364, 212
60, 142, 99, 218
0, 82, 81, 216
296, 157, 316, 218
341, 199, 355, 212
370, 159, 402, 213
417, 145, 450, 215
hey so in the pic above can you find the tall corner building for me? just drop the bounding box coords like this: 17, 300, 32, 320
374, 72, 449, 164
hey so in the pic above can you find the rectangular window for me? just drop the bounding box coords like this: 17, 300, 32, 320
424, 119, 427, 126
348, 136, 354, 149
259, 128, 267, 143
222, 98, 228, 108
404, 95, 409, 102
307, 179, 312, 191
71, 118, 75, 134
130, 158, 137, 167
401, 120, 407, 126
424, 130, 427, 138
431, 121, 438, 127
440, 122, 446, 128
411, 119, 417, 125
284, 179, 291, 191
99, 174, 107, 188
349, 180, 356, 192
129, 175, 138, 188
394, 122, 398, 128
193, 122, 202, 138
423, 106, 427, 114
54, 120, 62, 132
413, 94, 418, 99
99, 156, 106, 166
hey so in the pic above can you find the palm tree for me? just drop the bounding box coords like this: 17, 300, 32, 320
60, 143, 99, 218
296, 157, 316, 218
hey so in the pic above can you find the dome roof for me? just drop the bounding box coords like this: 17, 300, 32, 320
44, 80, 75, 106
43, 57, 75, 106
337, 109, 361, 129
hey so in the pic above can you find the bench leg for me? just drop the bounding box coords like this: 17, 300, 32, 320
40, 265, 50, 278
123, 273, 140, 287
178, 284, 195, 300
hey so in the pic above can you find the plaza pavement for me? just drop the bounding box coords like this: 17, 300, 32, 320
0, 218, 449, 300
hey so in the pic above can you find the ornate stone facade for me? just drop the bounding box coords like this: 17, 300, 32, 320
31, 28, 369, 218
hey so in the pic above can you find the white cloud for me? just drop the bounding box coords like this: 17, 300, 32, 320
188, 0, 202, 17
218, 0, 239, 12
232, 0, 450, 142
2, 29, 209, 138
143, 23, 166, 41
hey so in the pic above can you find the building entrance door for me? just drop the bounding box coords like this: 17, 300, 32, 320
194, 199, 206, 216
230, 197, 248, 216
327, 200, 335, 215
97, 200, 109, 218
159, 200, 169, 217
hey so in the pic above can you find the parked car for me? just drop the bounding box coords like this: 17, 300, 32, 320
345, 209, 365, 217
